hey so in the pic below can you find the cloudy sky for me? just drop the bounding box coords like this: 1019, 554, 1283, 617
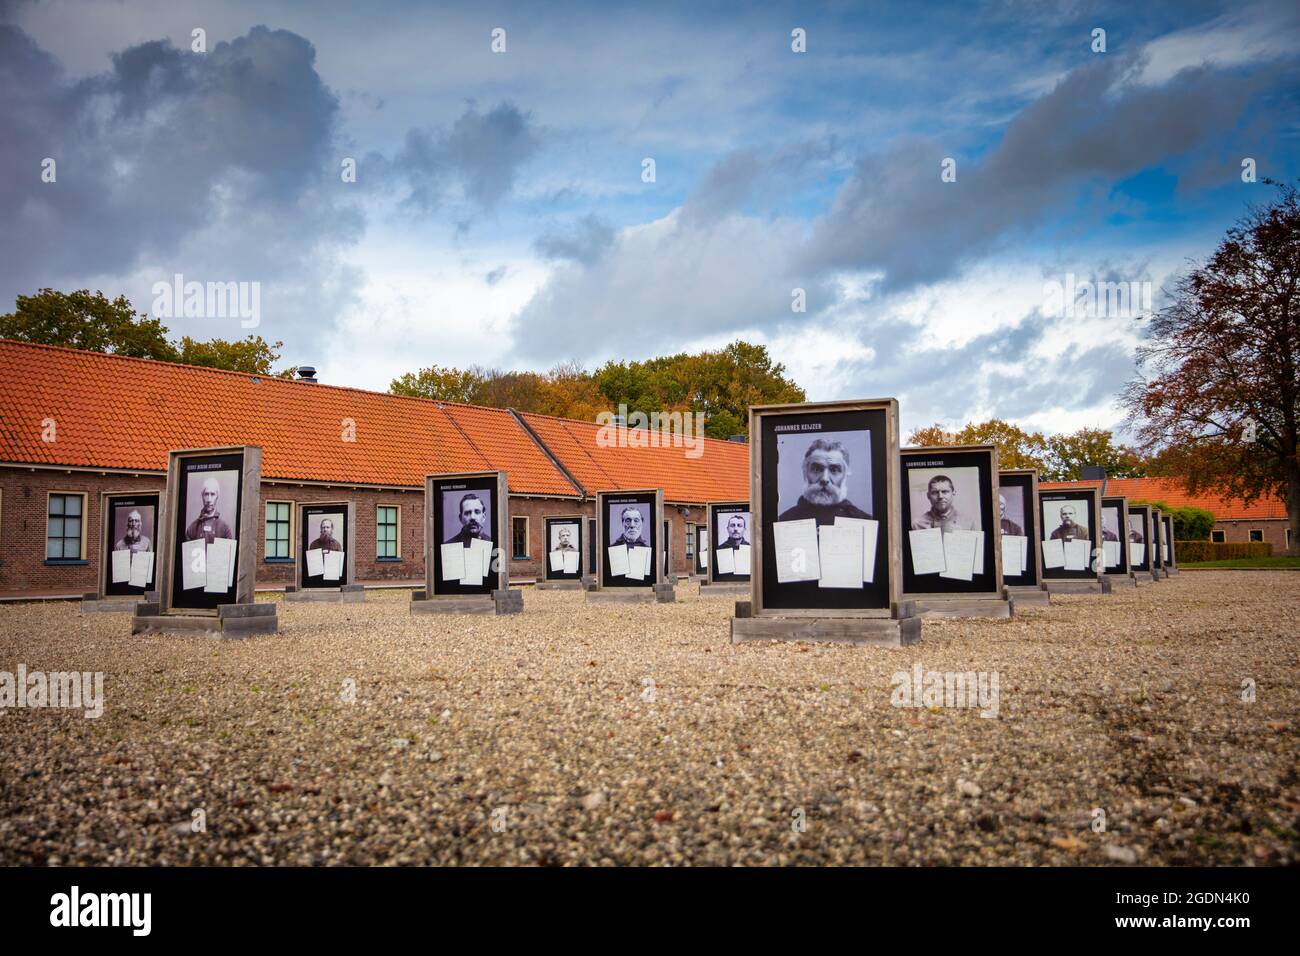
3, 0, 1297, 435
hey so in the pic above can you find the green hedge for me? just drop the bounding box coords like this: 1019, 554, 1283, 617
1132, 500, 1216, 540
1174, 541, 1273, 562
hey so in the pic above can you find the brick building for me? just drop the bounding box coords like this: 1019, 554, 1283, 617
0, 341, 747, 596
1040, 477, 1292, 552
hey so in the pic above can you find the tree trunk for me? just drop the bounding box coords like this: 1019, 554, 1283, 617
1289, 457, 1300, 557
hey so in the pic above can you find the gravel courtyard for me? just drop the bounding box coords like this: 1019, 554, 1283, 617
1, 572, 1297, 866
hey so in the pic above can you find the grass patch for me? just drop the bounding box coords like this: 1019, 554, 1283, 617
1182, 556, 1300, 569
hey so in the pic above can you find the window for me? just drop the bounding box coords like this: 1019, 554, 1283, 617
377, 506, 400, 559
265, 500, 292, 560
686, 525, 695, 559
1249, 529, 1264, 542
512, 516, 529, 559
1210, 530, 1226, 543
46, 492, 86, 561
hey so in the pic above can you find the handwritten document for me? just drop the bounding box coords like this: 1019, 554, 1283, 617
128, 551, 153, 588
182, 539, 206, 590
440, 543, 465, 582
940, 529, 980, 582
909, 527, 946, 575
773, 519, 820, 583
1042, 538, 1066, 570
111, 549, 132, 584
834, 516, 879, 584
306, 547, 325, 578
323, 549, 343, 581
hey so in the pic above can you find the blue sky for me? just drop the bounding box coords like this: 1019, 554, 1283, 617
2, 0, 1297, 435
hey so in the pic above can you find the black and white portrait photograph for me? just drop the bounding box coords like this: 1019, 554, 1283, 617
112, 504, 155, 554
307, 512, 345, 552
608, 501, 650, 546
1043, 498, 1091, 542
999, 486, 1026, 536
441, 488, 494, 545
775, 429, 872, 523
1128, 513, 1146, 543
549, 521, 580, 553
1102, 506, 1122, 542
908, 466, 982, 532
715, 510, 751, 550
183, 469, 239, 544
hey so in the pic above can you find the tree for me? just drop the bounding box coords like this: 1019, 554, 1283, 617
1043, 427, 1146, 481
1122, 181, 1300, 554
1, 289, 175, 359
175, 335, 286, 376
389, 365, 480, 403
2, 289, 296, 376
906, 419, 1050, 471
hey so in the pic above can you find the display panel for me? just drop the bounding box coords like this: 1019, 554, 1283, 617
544, 516, 583, 580
759, 406, 890, 611
693, 523, 709, 576
300, 504, 348, 588
901, 448, 999, 595
1039, 490, 1100, 579
1127, 505, 1151, 571
600, 492, 659, 588
1100, 496, 1131, 574
169, 451, 244, 610
103, 493, 160, 597
431, 475, 500, 596
710, 503, 752, 583
998, 471, 1038, 586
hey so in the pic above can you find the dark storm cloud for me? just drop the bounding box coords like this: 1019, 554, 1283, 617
533, 214, 615, 264
380, 102, 539, 213
0, 23, 359, 334
803, 52, 1265, 290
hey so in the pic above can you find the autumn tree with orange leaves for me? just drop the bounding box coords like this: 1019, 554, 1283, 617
1123, 182, 1300, 554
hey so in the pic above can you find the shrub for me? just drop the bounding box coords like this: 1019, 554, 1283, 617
1174, 541, 1273, 562
1131, 500, 1215, 540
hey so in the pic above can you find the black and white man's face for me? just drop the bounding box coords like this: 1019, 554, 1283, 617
727, 516, 746, 541
320, 520, 334, 539
927, 481, 954, 514
802, 450, 848, 505
201, 484, 219, 512
460, 499, 485, 534
126, 513, 142, 538
558, 529, 571, 546
1060, 506, 1077, 529
621, 510, 642, 541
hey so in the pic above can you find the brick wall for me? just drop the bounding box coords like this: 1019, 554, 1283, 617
1, 466, 713, 593
1211, 518, 1291, 553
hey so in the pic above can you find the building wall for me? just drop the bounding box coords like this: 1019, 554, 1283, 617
1211, 518, 1291, 552
0, 466, 710, 593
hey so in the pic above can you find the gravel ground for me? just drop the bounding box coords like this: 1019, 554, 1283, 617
1, 572, 1297, 866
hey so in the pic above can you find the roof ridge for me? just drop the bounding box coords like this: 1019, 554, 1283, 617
520, 407, 749, 450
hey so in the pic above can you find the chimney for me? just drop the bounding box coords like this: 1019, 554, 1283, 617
297, 365, 318, 383
728, 434, 747, 443
1081, 465, 1106, 481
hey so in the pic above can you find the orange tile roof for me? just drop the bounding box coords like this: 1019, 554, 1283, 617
0, 340, 578, 496
1040, 477, 1285, 521
520, 412, 749, 503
